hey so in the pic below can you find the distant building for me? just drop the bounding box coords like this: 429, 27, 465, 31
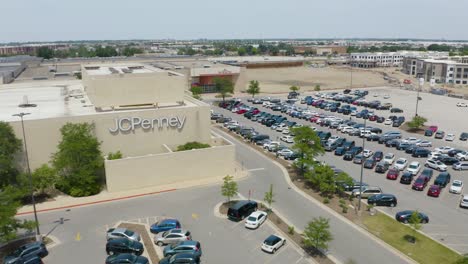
350, 51, 449, 68
403, 56, 468, 84
0, 44, 67, 56
0, 62, 26, 84
294, 46, 347, 55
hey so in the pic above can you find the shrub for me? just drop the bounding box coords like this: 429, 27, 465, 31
177, 142, 210, 151
107, 151, 123, 160
288, 225, 295, 235
323, 198, 330, 204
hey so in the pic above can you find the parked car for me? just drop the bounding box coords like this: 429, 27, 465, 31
150, 219, 181, 234
383, 153, 395, 165
227, 200, 258, 221
453, 162, 468, 171
412, 148, 431, 158
425, 159, 448, 171
261, 235, 286, 254
352, 186, 382, 198
373, 151, 384, 162
334, 147, 346, 156
395, 211, 429, 224
424, 129, 434, 137
106, 238, 144, 255
449, 180, 464, 194
364, 158, 377, 169
412, 176, 427, 191
435, 131, 445, 139
245, 211, 268, 229
446, 133, 455, 141
427, 185, 442, 197
3, 242, 48, 264
386, 168, 400, 180
158, 253, 200, 264
368, 194, 397, 207
393, 158, 408, 171
435, 146, 454, 154
107, 228, 141, 241
399, 171, 414, 184
390, 108, 403, 113
105, 253, 149, 264
353, 154, 364, 164
438, 155, 459, 165
460, 132, 468, 141
375, 162, 390, 173
163, 241, 202, 258
456, 151, 468, 161
434, 172, 451, 188
280, 135, 294, 143
460, 195, 468, 209
362, 149, 374, 158
154, 229, 192, 246
406, 161, 421, 175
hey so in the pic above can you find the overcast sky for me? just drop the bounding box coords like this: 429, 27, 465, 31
2, 0, 468, 43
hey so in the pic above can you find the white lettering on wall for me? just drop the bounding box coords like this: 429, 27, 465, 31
109, 116, 186, 133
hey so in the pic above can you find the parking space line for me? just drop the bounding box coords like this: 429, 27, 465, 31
428, 233, 468, 237
295, 256, 305, 264
264, 244, 289, 264
248, 167, 266, 172
230, 220, 245, 230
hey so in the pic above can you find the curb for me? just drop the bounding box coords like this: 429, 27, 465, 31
215, 127, 417, 264
16, 188, 177, 216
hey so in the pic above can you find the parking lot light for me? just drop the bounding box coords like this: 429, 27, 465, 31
358, 111, 366, 211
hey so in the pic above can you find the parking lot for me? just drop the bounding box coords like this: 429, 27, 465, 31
211, 90, 468, 253
21, 184, 310, 264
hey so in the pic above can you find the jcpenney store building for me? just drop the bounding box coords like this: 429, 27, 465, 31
3, 64, 235, 192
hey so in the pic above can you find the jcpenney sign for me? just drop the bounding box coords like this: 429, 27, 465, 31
109, 116, 186, 133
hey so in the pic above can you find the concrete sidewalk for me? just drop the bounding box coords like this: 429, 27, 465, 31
17, 164, 247, 215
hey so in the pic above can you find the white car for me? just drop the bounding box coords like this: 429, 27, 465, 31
342, 127, 354, 133
245, 211, 267, 229
383, 94, 390, 99
350, 110, 357, 116
261, 234, 286, 253
394, 158, 408, 171
456, 151, 468, 161
275, 124, 287, 132
460, 195, 468, 209
417, 140, 432, 147
453, 162, 468, 171
277, 148, 294, 157
362, 149, 374, 158
434, 146, 455, 154
445, 134, 455, 141
384, 119, 393, 125
264, 141, 280, 151
282, 128, 290, 135
450, 180, 464, 194
425, 159, 447, 171
383, 153, 395, 165
328, 135, 340, 143
457, 102, 468, 107
280, 135, 294, 143
406, 161, 421, 175
403, 137, 421, 145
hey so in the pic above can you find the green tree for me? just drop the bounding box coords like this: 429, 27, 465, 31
214, 77, 234, 103
190, 86, 203, 100
246, 80, 260, 98
315, 165, 337, 196
36, 47, 54, 59
335, 172, 354, 194
291, 127, 324, 177
408, 211, 422, 242
314, 84, 321, 91
0, 122, 23, 187
290, 85, 300, 92
107, 151, 123, 160
52, 123, 104, 197
122, 47, 143, 57
237, 47, 247, 56
264, 184, 275, 211
221, 175, 238, 202
453, 256, 468, 264
407, 116, 427, 130
0, 186, 36, 242
303, 217, 333, 250
32, 164, 58, 195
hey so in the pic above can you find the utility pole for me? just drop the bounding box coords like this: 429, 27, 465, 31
358, 112, 366, 211
415, 78, 423, 117
13, 112, 41, 239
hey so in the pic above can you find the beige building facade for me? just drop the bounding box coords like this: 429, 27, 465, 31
3, 64, 235, 192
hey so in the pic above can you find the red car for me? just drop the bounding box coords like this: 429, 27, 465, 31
386, 168, 399, 180
251, 109, 260, 115
412, 176, 427, 191
368, 115, 378, 121
236, 109, 247, 114
427, 185, 441, 197
428, 125, 438, 132
310, 117, 319, 123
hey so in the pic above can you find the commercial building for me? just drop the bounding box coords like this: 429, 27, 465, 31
208, 56, 305, 68
350, 51, 449, 68
0, 62, 26, 84
0, 44, 68, 56
294, 46, 347, 55
190, 65, 246, 93
2, 64, 236, 192
403, 56, 468, 84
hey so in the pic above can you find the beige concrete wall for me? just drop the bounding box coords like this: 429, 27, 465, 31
104, 143, 236, 192
234, 67, 248, 92
10, 102, 211, 170
83, 72, 186, 108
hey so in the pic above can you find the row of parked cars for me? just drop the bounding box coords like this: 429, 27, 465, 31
3, 241, 48, 264
104, 218, 202, 264
227, 200, 287, 254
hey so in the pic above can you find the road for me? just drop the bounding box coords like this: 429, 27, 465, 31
213, 96, 468, 254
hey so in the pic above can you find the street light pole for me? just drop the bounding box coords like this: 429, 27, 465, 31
358, 112, 367, 211
13, 112, 41, 238
350, 61, 353, 89
415, 80, 421, 117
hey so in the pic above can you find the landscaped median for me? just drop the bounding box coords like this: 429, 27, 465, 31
361, 212, 461, 264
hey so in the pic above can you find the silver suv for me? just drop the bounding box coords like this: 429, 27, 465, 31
154, 229, 192, 246
352, 186, 382, 198
106, 227, 141, 241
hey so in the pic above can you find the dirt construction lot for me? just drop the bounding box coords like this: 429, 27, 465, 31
244, 66, 389, 93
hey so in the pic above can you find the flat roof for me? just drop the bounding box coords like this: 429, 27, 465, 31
191, 65, 240, 77
0, 81, 199, 122
208, 56, 305, 64
83, 64, 165, 76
